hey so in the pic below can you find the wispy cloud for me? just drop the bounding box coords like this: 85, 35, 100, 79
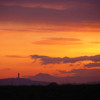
34, 37, 82, 45
0, 68, 11, 71
46, 37, 81, 41
0, 29, 32, 32
5, 55, 28, 58
90, 42, 100, 44
0, 0, 94, 10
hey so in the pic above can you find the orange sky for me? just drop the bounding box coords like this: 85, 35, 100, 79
0, 0, 100, 81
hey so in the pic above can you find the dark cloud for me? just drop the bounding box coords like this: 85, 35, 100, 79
0, 0, 100, 26
0, 0, 100, 10
58, 70, 69, 74
58, 69, 100, 74
30, 55, 62, 64
30, 55, 100, 65
85, 63, 100, 68
58, 69, 100, 83
89, 55, 100, 62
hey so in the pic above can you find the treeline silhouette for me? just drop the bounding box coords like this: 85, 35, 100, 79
0, 84, 100, 100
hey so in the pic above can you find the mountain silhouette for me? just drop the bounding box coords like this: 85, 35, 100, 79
33, 73, 56, 80
25, 73, 100, 84
0, 78, 50, 86
26, 73, 66, 84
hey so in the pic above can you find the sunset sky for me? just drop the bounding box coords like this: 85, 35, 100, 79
0, 0, 100, 83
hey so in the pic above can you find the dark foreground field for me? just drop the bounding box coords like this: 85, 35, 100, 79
0, 84, 100, 100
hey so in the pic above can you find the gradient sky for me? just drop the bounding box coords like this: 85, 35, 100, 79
0, 0, 100, 83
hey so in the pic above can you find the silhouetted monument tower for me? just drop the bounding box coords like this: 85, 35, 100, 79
18, 73, 20, 79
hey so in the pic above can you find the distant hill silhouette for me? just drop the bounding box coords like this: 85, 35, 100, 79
25, 73, 70, 84
0, 78, 50, 86
30, 73, 57, 81
25, 73, 100, 84
1, 73, 100, 86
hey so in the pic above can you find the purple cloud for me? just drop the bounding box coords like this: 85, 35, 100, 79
58, 69, 100, 74
30, 55, 62, 64
0, 0, 99, 10
58, 69, 100, 83
0, 0, 100, 27
30, 55, 100, 65
85, 63, 100, 68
